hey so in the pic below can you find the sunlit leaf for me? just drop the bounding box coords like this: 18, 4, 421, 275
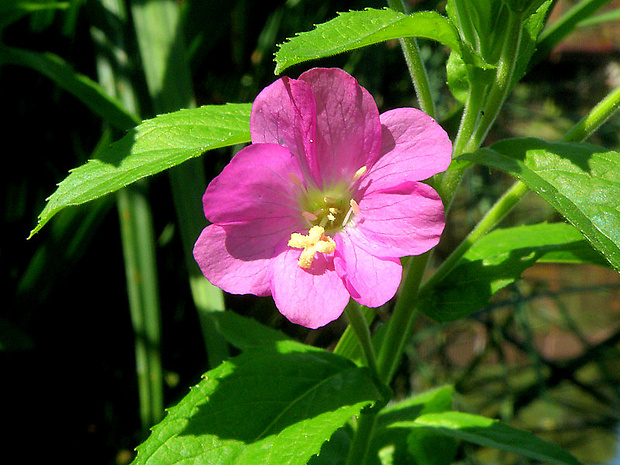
131, 340, 382, 465
464, 138, 620, 271
369, 386, 456, 465
274, 8, 461, 74
30, 103, 252, 237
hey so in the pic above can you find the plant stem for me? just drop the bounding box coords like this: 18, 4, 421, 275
439, 8, 524, 211
387, 0, 436, 118
466, 8, 523, 154
344, 302, 380, 378
93, 0, 164, 433
419, 180, 530, 296
334, 305, 375, 360
562, 85, 620, 143
117, 187, 164, 432
345, 411, 378, 465
423, 83, 620, 299
376, 251, 430, 384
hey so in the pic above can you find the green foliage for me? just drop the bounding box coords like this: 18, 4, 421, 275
0, 46, 139, 131
0, 0, 68, 30
398, 411, 583, 465
29, 103, 252, 237
446, 0, 510, 66
274, 8, 461, 74
446, 0, 552, 105
131, 340, 383, 465
369, 386, 457, 465
5, 0, 620, 463
464, 138, 620, 271
420, 222, 610, 322
211, 311, 292, 351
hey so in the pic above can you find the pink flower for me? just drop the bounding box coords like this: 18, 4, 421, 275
193, 68, 451, 329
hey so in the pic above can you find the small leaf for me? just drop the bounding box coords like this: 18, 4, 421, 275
274, 8, 461, 74
464, 138, 620, 271
132, 340, 382, 465
420, 222, 610, 322
30, 103, 252, 237
395, 411, 583, 465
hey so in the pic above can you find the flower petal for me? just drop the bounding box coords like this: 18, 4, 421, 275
299, 68, 382, 187
362, 108, 452, 194
351, 181, 445, 258
270, 245, 350, 329
334, 232, 402, 308
193, 223, 283, 297
250, 76, 317, 179
203, 143, 306, 225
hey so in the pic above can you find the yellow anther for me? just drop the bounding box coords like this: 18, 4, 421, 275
350, 199, 360, 215
288, 225, 336, 269
353, 165, 368, 181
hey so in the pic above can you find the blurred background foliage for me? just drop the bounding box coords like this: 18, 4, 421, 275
2, 0, 620, 463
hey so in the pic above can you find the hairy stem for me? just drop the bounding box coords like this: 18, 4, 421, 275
387, 0, 436, 118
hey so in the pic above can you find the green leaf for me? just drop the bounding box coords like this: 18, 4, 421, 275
29, 103, 252, 238
132, 340, 382, 465
377, 385, 454, 429
369, 386, 456, 465
274, 8, 461, 74
419, 222, 610, 322
463, 138, 620, 271
395, 411, 583, 465
211, 311, 292, 351
405, 428, 458, 465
